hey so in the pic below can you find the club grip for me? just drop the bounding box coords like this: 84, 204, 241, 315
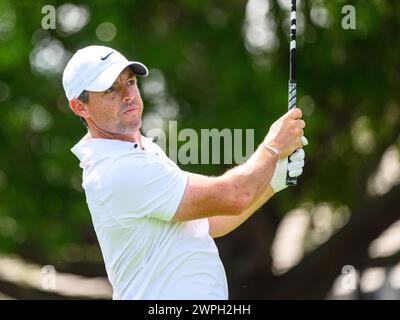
287, 80, 297, 186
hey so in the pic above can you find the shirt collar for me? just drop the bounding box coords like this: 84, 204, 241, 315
71, 132, 152, 164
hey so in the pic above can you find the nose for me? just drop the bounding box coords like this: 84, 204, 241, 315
121, 83, 137, 103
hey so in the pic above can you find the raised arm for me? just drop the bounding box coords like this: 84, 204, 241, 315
207, 146, 307, 238
171, 108, 305, 222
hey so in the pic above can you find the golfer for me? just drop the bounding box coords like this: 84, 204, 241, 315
63, 45, 308, 300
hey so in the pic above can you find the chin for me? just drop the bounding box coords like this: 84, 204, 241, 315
119, 120, 142, 133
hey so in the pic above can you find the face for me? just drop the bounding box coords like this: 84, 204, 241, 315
83, 67, 144, 134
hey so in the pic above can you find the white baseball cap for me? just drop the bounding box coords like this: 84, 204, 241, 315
62, 45, 148, 101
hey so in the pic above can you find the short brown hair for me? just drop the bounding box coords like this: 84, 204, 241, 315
77, 90, 89, 127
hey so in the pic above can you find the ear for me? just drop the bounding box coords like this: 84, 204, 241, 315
69, 98, 89, 119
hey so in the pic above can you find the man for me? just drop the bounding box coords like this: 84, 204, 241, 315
63, 45, 308, 300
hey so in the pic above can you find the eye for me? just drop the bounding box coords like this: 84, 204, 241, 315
105, 86, 115, 93
127, 79, 136, 86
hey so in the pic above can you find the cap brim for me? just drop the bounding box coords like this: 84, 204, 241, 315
85, 61, 148, 93
129, 62, 148, 77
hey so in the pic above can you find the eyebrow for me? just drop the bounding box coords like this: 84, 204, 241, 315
110, 73, 136, 88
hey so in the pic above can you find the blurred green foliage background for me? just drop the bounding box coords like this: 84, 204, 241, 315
0, 0, 399, 299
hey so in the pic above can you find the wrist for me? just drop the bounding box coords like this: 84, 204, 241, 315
260, 142, 280, 159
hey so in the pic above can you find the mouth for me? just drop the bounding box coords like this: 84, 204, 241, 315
122, 105, 139, 115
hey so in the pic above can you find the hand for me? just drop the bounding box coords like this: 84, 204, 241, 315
263, 108, 305, 159
270, 137, 308, 193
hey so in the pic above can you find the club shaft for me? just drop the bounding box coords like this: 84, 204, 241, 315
287, 0, 297, 186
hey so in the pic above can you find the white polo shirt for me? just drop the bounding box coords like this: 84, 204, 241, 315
71, 133, 228, 300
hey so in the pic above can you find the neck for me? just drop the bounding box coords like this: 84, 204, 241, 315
87, 120, 141, 143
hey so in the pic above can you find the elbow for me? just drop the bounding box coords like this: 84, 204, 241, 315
210, 230, 226, 239
224, 183, 252, 216
224, 202, 243, 216
235, 192, 252, 215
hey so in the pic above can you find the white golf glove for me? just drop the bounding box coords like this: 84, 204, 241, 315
270, 136, 308, 193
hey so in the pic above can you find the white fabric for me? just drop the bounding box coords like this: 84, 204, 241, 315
71, 134, 228, 300
62, 45, 148, 100
301, 136, 309, 146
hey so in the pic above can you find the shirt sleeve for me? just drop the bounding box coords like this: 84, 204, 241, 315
100, 153, 189, 223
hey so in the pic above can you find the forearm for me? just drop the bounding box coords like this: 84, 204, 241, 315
172, 108, 304, 222
216, 108, 303, 214
208, 185, 274, 238
221, 144, 278, 211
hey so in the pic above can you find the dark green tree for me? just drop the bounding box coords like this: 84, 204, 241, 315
0, 0, 399, 298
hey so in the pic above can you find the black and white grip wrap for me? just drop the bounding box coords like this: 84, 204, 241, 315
288, 82, 296, 111
286, 0, 298, 186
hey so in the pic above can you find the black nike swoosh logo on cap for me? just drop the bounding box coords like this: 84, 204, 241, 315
100, 52, 114, 61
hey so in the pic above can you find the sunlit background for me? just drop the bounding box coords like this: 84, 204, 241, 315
0, 0, 399, 299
